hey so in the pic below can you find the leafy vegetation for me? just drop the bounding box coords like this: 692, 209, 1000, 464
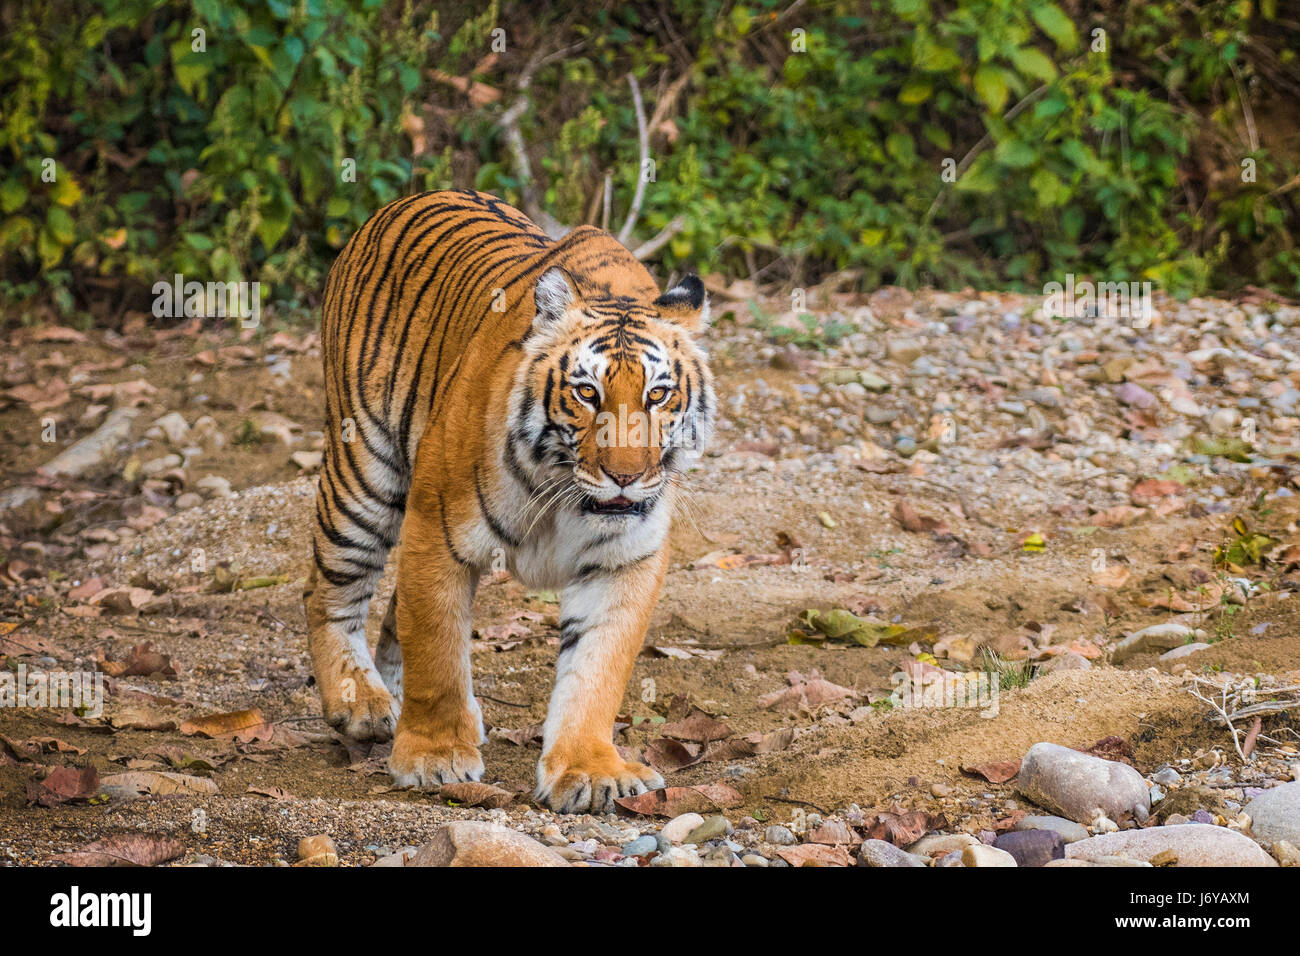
1, 0, 1298, 324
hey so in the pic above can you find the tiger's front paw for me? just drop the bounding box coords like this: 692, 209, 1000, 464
389, 728, 484, 788
536, 745, 664, 814
319, 659, 399, 742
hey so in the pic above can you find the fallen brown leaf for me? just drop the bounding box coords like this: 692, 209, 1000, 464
51, 832, 183, 867
614, 783, 744, 817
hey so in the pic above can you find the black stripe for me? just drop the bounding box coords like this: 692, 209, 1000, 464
438, 496, 471, 566
558, 618, 585, 654
474, 465, 520, 547
313, 550, 364, 587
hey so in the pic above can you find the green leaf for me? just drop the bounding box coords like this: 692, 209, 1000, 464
1009, 46, 1057, 82
898, 78, 933, 104
0, 179, 27, 214
1030, 3, 1078, 50
46, 206, 75, 244
994, 138, 1037, 168
973, 66, 1009, 112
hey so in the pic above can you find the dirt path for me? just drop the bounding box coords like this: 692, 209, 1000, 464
2, 286, 1298, 865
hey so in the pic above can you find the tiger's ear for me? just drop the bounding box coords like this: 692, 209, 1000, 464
654, 274, 709, 331
533, 267, 579, 328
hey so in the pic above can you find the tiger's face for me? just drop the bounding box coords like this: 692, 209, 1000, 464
512, 268, 714, 521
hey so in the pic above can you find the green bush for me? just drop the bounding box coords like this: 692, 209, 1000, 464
0, 0, 449, 314
1, 0, 1297, 322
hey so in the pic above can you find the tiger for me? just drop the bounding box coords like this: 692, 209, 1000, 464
303, 188, 715, 813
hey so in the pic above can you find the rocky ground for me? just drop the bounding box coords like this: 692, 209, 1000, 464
1, 281, 1298, 867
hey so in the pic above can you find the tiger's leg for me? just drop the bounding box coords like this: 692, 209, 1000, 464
535, 550, 668, 813
304, 456, 404, 742
388, 505, 485, 786
374, 593, 403, 700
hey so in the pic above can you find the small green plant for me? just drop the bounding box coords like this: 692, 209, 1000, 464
979, 648, 1036, 690
233, 418, 262, 447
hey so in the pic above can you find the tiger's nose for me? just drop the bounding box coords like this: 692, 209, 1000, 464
604, 468, 643, 488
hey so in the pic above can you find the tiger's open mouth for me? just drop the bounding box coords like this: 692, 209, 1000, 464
580, 495, 650, 516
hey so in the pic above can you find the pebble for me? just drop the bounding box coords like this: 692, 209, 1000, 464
371, 845, 419, 867
661, 813, 706, 844
907, 833, 979, 858
1151, 767, 1183, 787
685, 815, 733, 845
150, 412, 190, 445
1038, 651, 1092, 673
296, 834, 338, 867
857, 839, 926, 868
764, 824, 798, 846
962, 844, 1018, 867
741, 853, 769, 867
409, 821, 569, 867
1111, 622, 1206, 663
1243, 781, 1300, 846
650, 846, 702, 867
887, 337, 924, 364
1272, 840, 1300, 866
621, 835, 658, 857
1017, 741, 1150, 824
994, 829, 1064, 866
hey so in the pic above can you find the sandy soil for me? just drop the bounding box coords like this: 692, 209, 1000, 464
1, 290, 1298, 865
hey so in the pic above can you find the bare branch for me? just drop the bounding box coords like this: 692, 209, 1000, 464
495, 42, 587, 239
616, 73, 650, 245
632, 214, 685, 260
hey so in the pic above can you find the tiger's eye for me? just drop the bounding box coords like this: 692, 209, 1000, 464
648, 386, 668, 404
575, 384, 598, 402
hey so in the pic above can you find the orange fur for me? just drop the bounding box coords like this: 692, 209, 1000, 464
304, 190, 713, 811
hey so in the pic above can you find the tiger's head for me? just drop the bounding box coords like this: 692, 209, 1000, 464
510, 267, 715, 522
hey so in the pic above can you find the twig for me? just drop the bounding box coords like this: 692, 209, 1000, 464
616, 73, 650, 244
1186, 676, 1300, 763
632, 215, 686, 260
763, 794, 828, 815
477, 693, 531, 708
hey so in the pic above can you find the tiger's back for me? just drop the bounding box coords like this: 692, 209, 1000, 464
319, 189, 659, 475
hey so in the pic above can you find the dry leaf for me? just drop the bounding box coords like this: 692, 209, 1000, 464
614, 783, 744, 817
52, 832, 183, 867
27, 766, 100, 807
775, 844, 854, 866
180, 708, 273, 742
438, 781, 516, 809
961, 760, 1022, 784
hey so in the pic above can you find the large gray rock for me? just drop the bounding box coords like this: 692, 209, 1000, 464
1244, 782, 1300, 847
1017, 742, 1150, 824
1066, 825, 1277, 867
409, 822, 570, 867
